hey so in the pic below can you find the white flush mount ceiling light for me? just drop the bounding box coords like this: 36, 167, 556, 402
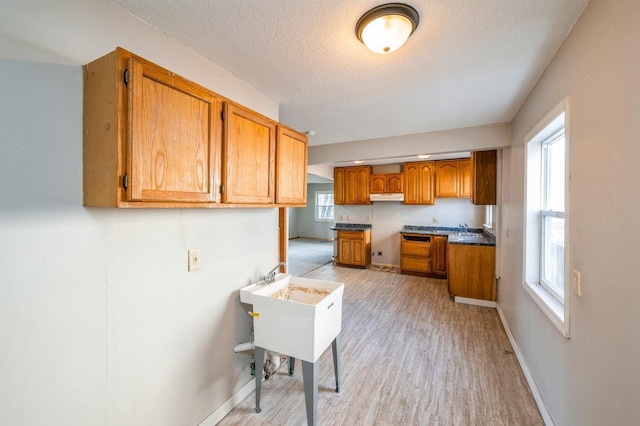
356, 3, 419, 54
417, 154, 431, 159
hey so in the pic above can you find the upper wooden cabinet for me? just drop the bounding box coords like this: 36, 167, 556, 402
83, 48, 221, 207
404, 162, 434, 205
275, 126, 308, 205
470, 150, 497, 205
435, 159, 471, 198
334, 168, 345, 204
222, 103, 276, 204
370, 173, 404, 194
334, 166, 372, 205
83, 47, 307, 208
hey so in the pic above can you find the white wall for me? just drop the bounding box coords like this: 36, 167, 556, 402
308, 123, 510, 165
500, 0, 640, 424
336, 199, 484, 266
0, 1, 281, 424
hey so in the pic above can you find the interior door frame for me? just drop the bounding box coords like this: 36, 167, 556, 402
278, 207, 288, 273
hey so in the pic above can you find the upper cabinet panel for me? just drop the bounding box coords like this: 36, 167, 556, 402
127, 57, 220, 203
276, 126, 308, 206
83, 48, 221, 207
83, 48, 307, 208
222, 103, 276, 204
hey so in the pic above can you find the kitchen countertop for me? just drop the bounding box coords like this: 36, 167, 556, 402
330, 223, 372, 231
401, 225, 496, 246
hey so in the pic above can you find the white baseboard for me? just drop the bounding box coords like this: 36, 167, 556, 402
496, 304, 554, 426
454, 296, 496, 308
199, 378, 256, 425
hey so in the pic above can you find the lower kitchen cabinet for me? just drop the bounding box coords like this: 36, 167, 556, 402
448, 243, 496, 301
400, 233, 432, 275
335, 230, 371, 268
432, 236, 448, 276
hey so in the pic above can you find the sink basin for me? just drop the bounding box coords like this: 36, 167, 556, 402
449, 232, 487, 244
455, 232, 483, 237
240, 273, 344, 363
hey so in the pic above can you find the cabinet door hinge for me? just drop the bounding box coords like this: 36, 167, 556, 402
219, 183, 224, 194
122, 173, 128, 190
123, 68, 129, 87
221, 110, 225, 120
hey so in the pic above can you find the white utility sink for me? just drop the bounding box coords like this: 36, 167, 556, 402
240, 273, 344, 363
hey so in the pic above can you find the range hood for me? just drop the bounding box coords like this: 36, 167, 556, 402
370, 193, 405, 202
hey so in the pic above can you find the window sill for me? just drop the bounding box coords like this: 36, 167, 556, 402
523, 281, 570, 338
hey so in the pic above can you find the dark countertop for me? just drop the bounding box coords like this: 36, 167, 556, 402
330, 223, 372, 231
401, 225, 496, 246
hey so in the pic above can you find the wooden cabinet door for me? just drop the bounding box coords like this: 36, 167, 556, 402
370, 174, 387, 193
352, 239, 364, 265
338, 238, 353, 264
222, 103, 276, 204
334, 168, 345, 205
345, 168, 359, 204
276, 126, 307, 205
405, 163, 433, 205
419, 163, 435, 205
404, 163, 419, 204
357, 167, 371, 204
459, 159, 472, 198
387, 174, 403, 193
127, 58, 220, 203
448, 244, 496, 300
471, 150, 497, 205
433, 236, 448, 275
435, 161, 460, 197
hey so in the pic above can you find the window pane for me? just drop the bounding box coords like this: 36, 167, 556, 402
545, 136, 565, 212
542, 216, 564, 298
315, 191, 334, 221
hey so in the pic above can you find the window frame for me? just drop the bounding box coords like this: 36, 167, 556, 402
523, 96, 571, 338
314, 190, 334, 222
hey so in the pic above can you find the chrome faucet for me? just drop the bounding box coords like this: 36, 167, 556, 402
459, 223, 469, 233
261, 262, 287, 285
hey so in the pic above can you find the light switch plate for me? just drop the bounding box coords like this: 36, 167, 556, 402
188, 249, 201, 271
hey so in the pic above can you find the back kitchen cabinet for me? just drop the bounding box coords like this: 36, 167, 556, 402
334, 165, 372, 205
335, 230, 371, 267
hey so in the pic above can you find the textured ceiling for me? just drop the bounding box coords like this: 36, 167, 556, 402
109, 0, 589, 146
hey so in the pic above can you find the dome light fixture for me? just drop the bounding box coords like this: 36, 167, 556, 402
356, 3, 419, 54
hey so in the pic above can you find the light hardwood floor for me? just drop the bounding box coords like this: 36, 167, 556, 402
219, 264, 543, 425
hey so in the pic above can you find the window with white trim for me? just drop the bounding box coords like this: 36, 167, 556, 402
524, 97, 570, 337
315, 191, 334, 222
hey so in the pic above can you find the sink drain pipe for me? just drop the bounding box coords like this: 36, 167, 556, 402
234, 341, 283, 377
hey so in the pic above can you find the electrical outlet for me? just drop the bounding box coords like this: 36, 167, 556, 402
432, 217, 439, 224
572, 269, 582, 297
188, 249, 201, 271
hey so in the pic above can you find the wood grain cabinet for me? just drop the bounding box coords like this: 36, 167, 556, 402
400, 234, 433, 275
83, 47, 307, 208
334, 166, 372, 205
470, 150, 497, 205
403, 162, 434, 205
370, 173, 404, 193
335, 230, 371, 267
448, 243, 496, 301
432, 235, 448, 276
222, 103, 276, 204
275, 126, 308, 205
435, 159, 471, 198
83, 48, 221, 207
